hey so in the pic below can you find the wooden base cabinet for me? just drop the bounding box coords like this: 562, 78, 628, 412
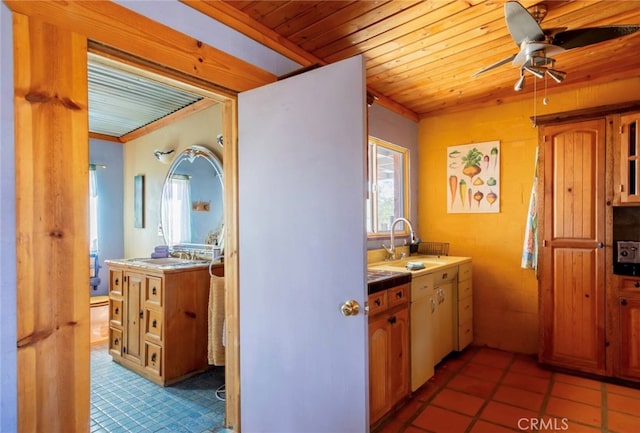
107, 261, 220, 386
368, 283, 410, 426
616, 276, 640, 381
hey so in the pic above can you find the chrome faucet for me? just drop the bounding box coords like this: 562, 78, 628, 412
382, 217, 416, 261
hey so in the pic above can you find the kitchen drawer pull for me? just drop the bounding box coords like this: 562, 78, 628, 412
113, 338, 119, 346
114, 278, 119, 286
151, 353, 157, 363
388, 316, 397, 324
152, 286, 157, 295
114, 307, 119, 315
375, 298, 381, 306
152, 319, 157, 328
395, 291, 403, 299
635, 282, 640, 288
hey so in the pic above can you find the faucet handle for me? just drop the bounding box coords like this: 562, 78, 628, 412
382, 244, 393, 254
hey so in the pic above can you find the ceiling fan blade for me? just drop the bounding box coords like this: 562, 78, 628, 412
551, 26, 640, 50
511, 42, 552, 66
504, 1, 545, 46
472, 54, 517, 77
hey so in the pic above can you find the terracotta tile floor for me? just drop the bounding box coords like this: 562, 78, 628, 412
375, 346, 640, 433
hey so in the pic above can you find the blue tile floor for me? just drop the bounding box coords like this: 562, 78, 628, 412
91, 342, 229, 433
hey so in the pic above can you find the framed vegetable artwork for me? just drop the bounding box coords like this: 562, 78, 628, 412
447, 141, 500, 213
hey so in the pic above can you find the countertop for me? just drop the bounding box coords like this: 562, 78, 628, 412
367, 254, 471, 290
105, 257, 223, 273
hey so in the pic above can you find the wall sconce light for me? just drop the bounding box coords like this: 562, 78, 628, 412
154, 148, 175, 164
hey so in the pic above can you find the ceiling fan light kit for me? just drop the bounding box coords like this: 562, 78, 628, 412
473, 1, 640, 92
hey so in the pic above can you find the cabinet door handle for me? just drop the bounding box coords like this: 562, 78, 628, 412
598, 242, 604, 248
375, 298, 381, 306
634, 281, 640, 288
151, 353, 157, 363
139, 310, 144, 319
621, 298, 628, 306
396, 291, 403, 299
113, 338, 119, 346
114, 278, 119, 286
152, 286, 157, 296
114, 307, 119, 315
430, 298, 436, 313
152, 319, 157, 328
388, 316, 397, 324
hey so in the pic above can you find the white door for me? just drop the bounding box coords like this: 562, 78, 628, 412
238, 56, 368, 432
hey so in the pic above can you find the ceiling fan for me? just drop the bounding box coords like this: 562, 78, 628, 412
473, 1, 640, 91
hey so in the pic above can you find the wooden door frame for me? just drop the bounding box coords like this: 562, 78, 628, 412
6, 1, 277, 430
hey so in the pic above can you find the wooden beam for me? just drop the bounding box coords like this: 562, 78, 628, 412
89, 132, 122, 143
6, 0, 276, 93
13, 12, 90, 433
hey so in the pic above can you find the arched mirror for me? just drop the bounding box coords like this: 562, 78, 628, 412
161, 145, 224, 257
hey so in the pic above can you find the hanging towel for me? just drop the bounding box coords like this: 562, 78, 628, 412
208, 275, 226, 366
521, 147, 539, 271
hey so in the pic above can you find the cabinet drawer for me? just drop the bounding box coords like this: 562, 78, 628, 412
145, 276, 163, 308
458, 279, 472, 300
387, 283, 409, 308
459, 262, 472, 282
434, 267, 457, 284
144, 342, 162, 376
411, 274, 433, 301
458, 296, 473, 324
458, 322, 473, 349
620, 277, 640, 292
145, 309, 163, 341
109, 327, 123, 357
368, 291, 388, 316
109, 299, 123, 327
110, 269, 123, 296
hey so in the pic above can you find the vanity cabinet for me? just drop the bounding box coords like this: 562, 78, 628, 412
368, 283, 410, 426
107, 261, 220, 386
619, 112, 640, 204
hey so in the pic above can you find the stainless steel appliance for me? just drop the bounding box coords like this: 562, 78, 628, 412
614, 240, 640, 275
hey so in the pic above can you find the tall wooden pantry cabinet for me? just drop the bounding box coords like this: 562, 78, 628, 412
538, 104, 640, 383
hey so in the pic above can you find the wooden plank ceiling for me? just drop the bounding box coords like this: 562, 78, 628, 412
190, 0, 640, 120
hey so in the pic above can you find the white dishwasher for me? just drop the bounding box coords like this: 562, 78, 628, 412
410, 272, 435, 391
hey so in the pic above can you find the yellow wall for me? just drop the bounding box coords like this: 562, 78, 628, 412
123, 104, 223, 258
418, 77, 640, 354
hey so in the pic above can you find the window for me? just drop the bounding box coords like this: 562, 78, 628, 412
89, 165, 99, 252
367, 137, 409, 235
162, 175, 192, 246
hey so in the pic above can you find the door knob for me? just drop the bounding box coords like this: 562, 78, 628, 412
340, 300, 360, 317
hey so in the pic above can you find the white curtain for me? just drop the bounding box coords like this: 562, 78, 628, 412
162, 175, 191, 246
89, 164, 99, 253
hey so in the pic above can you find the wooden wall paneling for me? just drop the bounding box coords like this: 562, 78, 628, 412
13, 12, 90, 433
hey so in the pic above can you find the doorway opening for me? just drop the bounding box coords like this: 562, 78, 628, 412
87, 51, 233, 432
